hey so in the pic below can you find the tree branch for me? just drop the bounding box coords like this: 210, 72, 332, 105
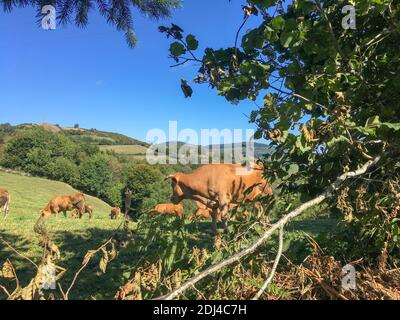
269, 84, 328, 111
252, 225, 284, 300
157, 156, 381, 300
0, 236, 38, 269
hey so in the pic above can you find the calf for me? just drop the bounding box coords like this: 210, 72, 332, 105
0, 188, 10, 219
83, 204, 94, 219
72, 204, 94, 219
110, 207, 121, 220
189, 201, 235, 222
149, 203, 184, 219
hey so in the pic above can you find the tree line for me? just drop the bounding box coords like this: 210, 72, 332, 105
0, 125, 193, 216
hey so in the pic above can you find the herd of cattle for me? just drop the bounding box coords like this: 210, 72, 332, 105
0, 189, 122, 221
0, 163, 272, 233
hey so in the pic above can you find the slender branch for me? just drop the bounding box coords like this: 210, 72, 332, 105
64, 238, 113, 299
252, 225, 284, 300
269, 84, 328, 111
157, 156, 381, 300
170, 57, 200, 68
0, 236, 38, 269
234, 16, 249, 55
0, 284, 11, 298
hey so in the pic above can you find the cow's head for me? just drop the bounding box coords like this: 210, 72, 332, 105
165, 174, 184, 204
40, 209, 51, 218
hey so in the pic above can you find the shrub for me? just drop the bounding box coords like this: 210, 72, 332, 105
123, 163, 162, 215
48, 157, 80, 185
79, 154, 116, 198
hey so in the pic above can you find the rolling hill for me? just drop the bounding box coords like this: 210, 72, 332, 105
0, 171, 121, 299
0, 123, 149, 147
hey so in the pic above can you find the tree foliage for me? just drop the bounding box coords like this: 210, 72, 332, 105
161, 0, 400, 261
1, 0, 182, 47
122, 163, 162, 215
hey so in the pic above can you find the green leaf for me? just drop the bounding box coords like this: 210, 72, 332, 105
186, 34, 199, 51
354, 126, 377, 137
381, 122, 400, 131
327, 136, 351, 148
365, 116, 381, 127
295, 136, 312, 153
280, 32, 294, 48
271, 16, 285, 30
170, 42, 186, 57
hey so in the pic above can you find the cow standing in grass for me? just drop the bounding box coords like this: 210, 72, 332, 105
83, 204, 94, 219
165, 163, 272, 233
41, 192, 85, 218
0, 188, 10, 219
110, 207, 121, 220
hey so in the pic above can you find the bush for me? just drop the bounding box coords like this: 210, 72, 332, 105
79, 154, 116, 198
48, 157, 80, 186
25, 148, 52, 176
105, 183, 124, 207
123, 163, 162, 215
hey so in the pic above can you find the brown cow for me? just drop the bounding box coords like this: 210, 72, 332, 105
165, 162, 272, 233
189, 201, 238, 222
0, 188, 10, 219
41, 192, 85, 218
72, 204, 94, 219
149, 203, 184, 219
110, 207, 121, 220
83, 204, 94, 219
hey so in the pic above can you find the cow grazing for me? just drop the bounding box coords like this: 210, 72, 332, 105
41, 192, 85, 218
0, 188, 10, 219
83, 204, 94, 219
110, 207, 121, 220
165, 163, 272, 233
71, 209, 80, 218
72, 204, 94, 219
149, 203, 184, 219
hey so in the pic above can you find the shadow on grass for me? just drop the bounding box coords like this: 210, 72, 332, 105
1, 216, 339, 300
0, 216, 217, 300
0, 231, 40, 299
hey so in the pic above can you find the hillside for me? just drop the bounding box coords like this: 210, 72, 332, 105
63, 127, 148, 146
0, 171, 121, 299
0, 123, 149, 147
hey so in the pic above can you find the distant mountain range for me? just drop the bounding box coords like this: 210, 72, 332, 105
154, 141, 273, 159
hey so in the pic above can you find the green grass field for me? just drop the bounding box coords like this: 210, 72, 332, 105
0, 171, 338, 300
99, 144, 148, 155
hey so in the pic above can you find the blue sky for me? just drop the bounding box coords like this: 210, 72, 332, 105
0, 0, 264, 144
